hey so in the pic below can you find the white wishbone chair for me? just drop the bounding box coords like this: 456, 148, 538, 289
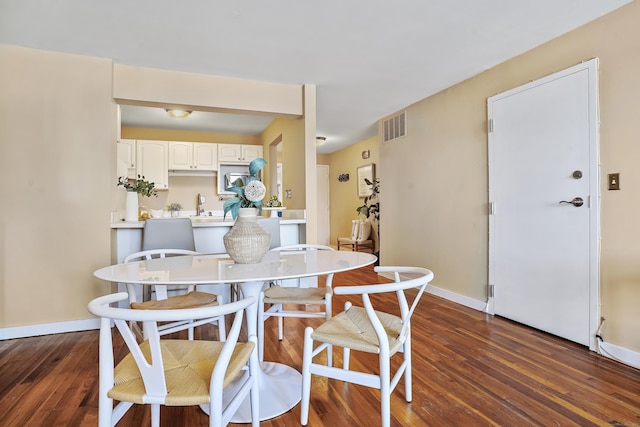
300, 266, 434, 427
88, 292, 259, 427
257, 244, 335, 361
123, 249, 226, 341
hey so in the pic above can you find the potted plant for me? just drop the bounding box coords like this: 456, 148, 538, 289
117, 175, 158, 221
167, 203, 183, 217
117, 175, 158, 197
265, 195, 283, 207
356, 177, 380, 258
222, 158, 271, 264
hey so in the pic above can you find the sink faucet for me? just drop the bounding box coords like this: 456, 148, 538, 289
197, 193, 205, 216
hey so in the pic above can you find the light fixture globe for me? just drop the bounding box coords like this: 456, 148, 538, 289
165, 109, 192, 119
316, 136, 327, 146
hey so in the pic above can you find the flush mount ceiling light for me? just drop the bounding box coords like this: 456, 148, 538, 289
165, 109, 192, 119
316, 136, 327, 146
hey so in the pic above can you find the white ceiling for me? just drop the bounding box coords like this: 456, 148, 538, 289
0, 0, 631, 153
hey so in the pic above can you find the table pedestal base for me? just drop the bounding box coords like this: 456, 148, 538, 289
201, 361, 302, 422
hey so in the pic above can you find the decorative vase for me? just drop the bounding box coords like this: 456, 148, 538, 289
125, 191, 138, 221
170, 210, 179, 218
223, 208, 271, 264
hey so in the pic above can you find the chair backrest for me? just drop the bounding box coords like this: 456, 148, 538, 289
270, 244, 335, 287
349, 219, 371, 242
142, 218, 196, 251
257, 217, 281, 249
333, 266, 434, 352
123, 249, 200, 303
88, 292, 255, 404
272, 243, 334, 252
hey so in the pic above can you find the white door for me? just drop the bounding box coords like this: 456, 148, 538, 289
488, 59, 600, 349
316, 165, 330, 246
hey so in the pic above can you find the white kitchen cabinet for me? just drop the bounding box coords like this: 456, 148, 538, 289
193, 143, 218, 170
218, 144, 263, 163
117, 139, 136, 179
136, 140, 169, 190
169, 142, 217, 171
242, 145, 263, 162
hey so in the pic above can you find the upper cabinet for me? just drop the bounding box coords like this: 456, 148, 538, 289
117, 139, 136, 179
137, 140, 169, 190
168, 141, 217, 172
218, 144, 263, 163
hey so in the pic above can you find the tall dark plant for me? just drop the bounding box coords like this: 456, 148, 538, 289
356, 177, 380, 260
356, 177, 379, 221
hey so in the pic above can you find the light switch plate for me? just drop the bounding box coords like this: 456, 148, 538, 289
608, 173, 620, 190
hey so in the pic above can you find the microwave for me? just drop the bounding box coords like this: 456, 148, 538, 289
225, 172, 251, 188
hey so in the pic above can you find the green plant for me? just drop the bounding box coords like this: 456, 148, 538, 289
356, 177, 379, 221
117, 175, 158, 198
167, 203, 183, 212
265, 195, 283, 207
223, 158, 268, 219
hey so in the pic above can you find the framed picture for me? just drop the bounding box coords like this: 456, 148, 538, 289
357, 163, 375, 198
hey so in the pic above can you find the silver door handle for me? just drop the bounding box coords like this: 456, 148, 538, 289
559, 197, 584, 207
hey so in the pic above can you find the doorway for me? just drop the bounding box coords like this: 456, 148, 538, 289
487, 59, 600, 350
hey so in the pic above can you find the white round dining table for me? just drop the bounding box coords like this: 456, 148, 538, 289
94, 249, 377, 422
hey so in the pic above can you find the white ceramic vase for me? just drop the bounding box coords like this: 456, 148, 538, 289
125, 191, 138, 222
223, 208, 271, 264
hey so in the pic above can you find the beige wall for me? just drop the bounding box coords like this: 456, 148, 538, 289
0, 45, 308, 330
0, 45, 115, 327
328, 136, 380, 248
380, 1, 640, 351
260, 118, 307, 210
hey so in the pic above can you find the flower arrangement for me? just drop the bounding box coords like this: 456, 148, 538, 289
167, 203, 183, 212
117, 175, 158, 198
223, 157, 267, 219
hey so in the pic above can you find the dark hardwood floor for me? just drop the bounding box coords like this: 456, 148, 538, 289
2, 264, 640, 426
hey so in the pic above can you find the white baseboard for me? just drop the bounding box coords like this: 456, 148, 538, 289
381, 271, 640, 369
0, 318, 100, 340
597, 340, 640, 369
425, 284, 488, 311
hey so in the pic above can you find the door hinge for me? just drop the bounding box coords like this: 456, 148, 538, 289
488, 118, 494, 133
488, 284, 495, 298
489, 202, 495, 215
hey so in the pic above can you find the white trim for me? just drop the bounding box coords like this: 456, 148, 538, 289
0, 318, 100, 340
426, 285, 487, 312
598, 340, 640, 369
381, 272, 640, 369
379, 272, 487, 311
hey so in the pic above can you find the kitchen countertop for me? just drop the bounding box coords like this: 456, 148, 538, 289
111, 217, 305, 229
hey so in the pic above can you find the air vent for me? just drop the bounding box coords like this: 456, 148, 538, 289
382, 111, 406, 143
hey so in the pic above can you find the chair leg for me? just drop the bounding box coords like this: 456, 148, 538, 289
343, 347, 350, 370
380, 357, 391, 427
217, 314, 227, 342
300, 327, 314, 425
98, 394, 113, 427
249, 342, 260, 427
404, 336, 412, 402
188, 320, 195, 340
258, 293, 265, 362
277, 307, 284, 341
151, 403, 160, 427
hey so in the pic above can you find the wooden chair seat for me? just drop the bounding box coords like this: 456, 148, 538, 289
131, 291, 218, 310
110, 340, 255, 405
263, 285, 329, 305
337, 237, 373, 252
